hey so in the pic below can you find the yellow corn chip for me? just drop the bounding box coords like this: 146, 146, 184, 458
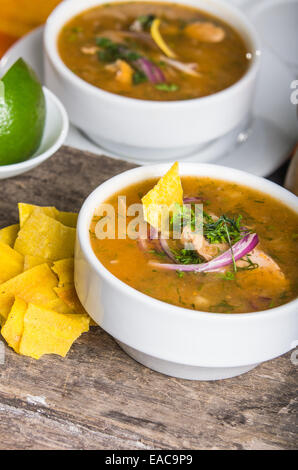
45, 298, 75, 315
1, 297, 27, 353
0, 241, 24, 283
56, 212, 78, 228
0, 224, 19, 247
0, 264, 58, 321
142, 162, 183, 229
54, 285, 86, 315
52, 258, 74, 287
23, 255, 48, 271
18, 203, 78, 228
46, 295, 96, 326
14, 210, 76, 261
18, 203, 57, 228
19, 303, 89, 359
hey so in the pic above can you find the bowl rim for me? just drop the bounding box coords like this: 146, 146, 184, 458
0, 87, 69, 173
44, 0, 261, 108
76, 162, 298, 321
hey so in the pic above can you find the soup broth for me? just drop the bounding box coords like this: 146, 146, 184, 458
90, 177, 298, 314
59, 2, 249, 101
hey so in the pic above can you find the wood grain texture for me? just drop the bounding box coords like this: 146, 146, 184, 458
0, 146, 297, 450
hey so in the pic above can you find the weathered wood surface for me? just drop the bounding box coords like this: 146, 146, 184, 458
0, 146, 297, 450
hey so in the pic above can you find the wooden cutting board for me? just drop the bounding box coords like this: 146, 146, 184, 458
0, 146, 296, 450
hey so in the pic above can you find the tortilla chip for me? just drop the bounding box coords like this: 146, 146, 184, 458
23, 255, 49, 271
52, 258, 74, 287
45, 298, 75, 315
56, 212, 78, 228
46, 294, 96, 325
0, 264, 58, 321
14, 210, 76, 261
18, 203, 57, 228
0, 241, 24, 283
0, 224, 19, 247
54, 285, 86, 315
1, 297, 27, 353
142, 162, 183, 230
18, 203, 78, 228
19, 303, 89, 359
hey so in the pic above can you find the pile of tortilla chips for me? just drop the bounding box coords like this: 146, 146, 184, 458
0, 203, 91, 360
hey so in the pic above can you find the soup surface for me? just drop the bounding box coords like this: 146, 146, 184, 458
90, 177, 298, 314
59, 1, 249, 101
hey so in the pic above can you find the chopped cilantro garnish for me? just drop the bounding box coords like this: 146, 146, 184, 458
203, 214, 244, 245
96, 37, 141, 64
172, 248, 203, 265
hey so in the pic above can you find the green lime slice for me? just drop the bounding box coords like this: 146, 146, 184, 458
0, 58, 46, 166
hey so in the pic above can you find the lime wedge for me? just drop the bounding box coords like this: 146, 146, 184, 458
0, 58, 46, 166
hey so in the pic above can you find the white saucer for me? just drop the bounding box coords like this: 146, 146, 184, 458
1, 0, 296, 176
0, 87, 68, 179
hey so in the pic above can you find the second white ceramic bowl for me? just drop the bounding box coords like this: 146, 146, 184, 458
75, 163, 298, 381
44, 0, 260, 161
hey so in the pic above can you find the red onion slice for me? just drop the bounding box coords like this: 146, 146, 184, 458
149, 233, 259, 272
135, 57, 165, 83
148, 226, 159, 240
159, 237, 177, 262
183, 197, 204, 203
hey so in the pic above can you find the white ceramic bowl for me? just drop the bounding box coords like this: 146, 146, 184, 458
75, 163, 298, 381
0, 87, 68, 179
44, 0, 260, 162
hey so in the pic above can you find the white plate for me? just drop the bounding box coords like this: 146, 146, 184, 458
0, 87, 69, 179
1, 0, 296, 176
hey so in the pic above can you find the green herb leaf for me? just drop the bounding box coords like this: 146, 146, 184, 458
176, 270, 185, 278
71, 26, 83, 33
172, 248, 203, 265
148, 249, 166, 258
223, 221, 237, 273
133, 70, 147, 84
137, 14, 155, 29
219, 271, 235, 281
209, 299, 235, 312
155, 83, 179, 92
126, 51, 142, 61
237, 254, 259, 271
96, 37, 114, 47
203, 214, 244, 245
96, 37, 141, 64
